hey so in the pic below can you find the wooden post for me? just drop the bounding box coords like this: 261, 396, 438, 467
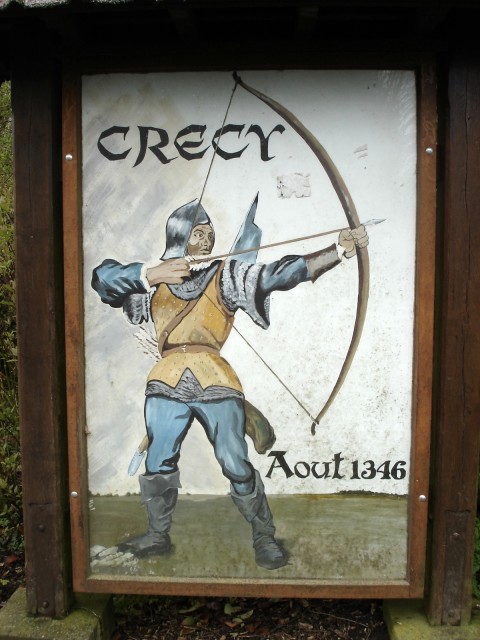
426, 53, 480, 625
11, 28, 72, 616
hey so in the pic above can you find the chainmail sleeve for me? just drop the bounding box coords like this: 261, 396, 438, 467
122, 292, 151, 324
220, 255, 312, 329
220, 260, 271, 329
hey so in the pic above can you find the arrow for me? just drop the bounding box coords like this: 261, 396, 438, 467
190, 218, 386, 264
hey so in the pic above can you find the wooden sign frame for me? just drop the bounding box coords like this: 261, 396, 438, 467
62, 59, 437, 598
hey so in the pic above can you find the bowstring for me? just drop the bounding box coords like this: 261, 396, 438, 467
187, 73, 316, 425
197, 282, 317, 424
229, 319, 318, 424
191, 75, 240, 231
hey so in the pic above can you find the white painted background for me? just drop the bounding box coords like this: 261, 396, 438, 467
82, 70, 417, 497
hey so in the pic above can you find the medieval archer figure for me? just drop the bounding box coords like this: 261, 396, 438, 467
91, 197, 368, 570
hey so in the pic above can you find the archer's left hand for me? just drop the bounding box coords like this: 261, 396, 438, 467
338, 225, 369, 258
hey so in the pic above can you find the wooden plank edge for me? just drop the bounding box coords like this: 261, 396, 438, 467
406, 57, 437, 597
62, 68, 90, 592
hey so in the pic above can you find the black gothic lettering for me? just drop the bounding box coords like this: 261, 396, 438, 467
97, 126, 131, 161
212, 124, 249, 160
332, 452, 346, 479
134, 126, 175, 167
266, 450, 294, 479
246, 124, 286, 161
294, 461, 310, 478
174, 125, 209, 160
312, 461, 331, 479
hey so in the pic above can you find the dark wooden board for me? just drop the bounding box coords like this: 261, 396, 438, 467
406, 58, 437, 597
11, 31, 71, 616
426, 54, 480, 626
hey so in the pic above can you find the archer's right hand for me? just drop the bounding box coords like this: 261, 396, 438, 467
146, 258, 191, 286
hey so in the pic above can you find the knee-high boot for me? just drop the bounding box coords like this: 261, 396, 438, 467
118, 470, 180, 558
231, 471, 288, 570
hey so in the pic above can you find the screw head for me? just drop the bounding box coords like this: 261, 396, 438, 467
65, 153, 73, 161
71, 491, 79, 498
425, 147, 434, 155
419, 494, 427, 502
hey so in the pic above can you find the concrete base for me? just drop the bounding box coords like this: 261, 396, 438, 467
0, 588, 113, 640
384, 600, 480, 639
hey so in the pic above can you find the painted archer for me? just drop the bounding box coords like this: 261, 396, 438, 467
91, 196, 368, 570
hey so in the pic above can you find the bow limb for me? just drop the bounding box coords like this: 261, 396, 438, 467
313, 246, 369, 431
235, 74, 370, 432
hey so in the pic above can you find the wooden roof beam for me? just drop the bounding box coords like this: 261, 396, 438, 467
169, 4, 196, 38
414, 5, 449, 35
296, 3, 319, 38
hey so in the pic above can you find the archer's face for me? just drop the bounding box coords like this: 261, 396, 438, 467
187, 224, 215, 256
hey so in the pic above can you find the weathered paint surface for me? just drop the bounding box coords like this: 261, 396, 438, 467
88, 494, 408, 581
82, 70, 417, 496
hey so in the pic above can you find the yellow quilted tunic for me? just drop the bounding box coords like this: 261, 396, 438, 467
147, 269, 243, 392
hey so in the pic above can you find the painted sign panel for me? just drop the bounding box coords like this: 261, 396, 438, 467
80, 70, 417, 582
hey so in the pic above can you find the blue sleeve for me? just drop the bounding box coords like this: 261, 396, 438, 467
91, 259, 147, 308
258, 255, 309, 295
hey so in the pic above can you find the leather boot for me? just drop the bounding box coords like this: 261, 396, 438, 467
118, 470, 180, 558
231, 471, 288, 570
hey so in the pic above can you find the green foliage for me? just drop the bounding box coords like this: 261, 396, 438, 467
0, 80, 22, 551
473, 516, 480, 599
474, 470, 480, 600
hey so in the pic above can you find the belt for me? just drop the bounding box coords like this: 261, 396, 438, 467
162, 344, 221, 356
